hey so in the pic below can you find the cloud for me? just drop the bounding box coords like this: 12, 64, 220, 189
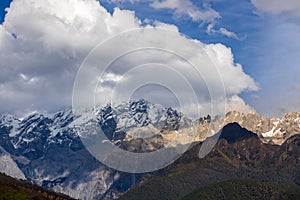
0, 0, 258, 117
74, 29, 258, 117
105, 0, 221, 24
207, 23, 244, 40
104, 0, 236, 39
225, 95, 256, 114
150, 0, 220, 23
181, 95, 255, 118
218, 28, 244, 40
251, 0, 300, 19
0, 0, 141, 116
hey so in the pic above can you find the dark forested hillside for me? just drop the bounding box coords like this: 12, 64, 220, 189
118, 123, 300, 200
0, 172, 75, 200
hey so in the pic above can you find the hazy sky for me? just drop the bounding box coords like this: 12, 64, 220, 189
0, 0, 299, 117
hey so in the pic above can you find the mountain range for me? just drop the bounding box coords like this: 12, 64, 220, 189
119, 122, 300, 199
0, 99, 299, 199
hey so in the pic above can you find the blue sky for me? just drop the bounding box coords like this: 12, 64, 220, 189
0, 0, 10, 23
0, 0, 299, 117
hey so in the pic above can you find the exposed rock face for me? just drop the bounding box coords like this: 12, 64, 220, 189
0, 148, 26, 180
217, 111, 300, 145
191, 111, 300, 145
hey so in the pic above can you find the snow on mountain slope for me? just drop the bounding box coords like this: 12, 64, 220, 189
0, 114, 20, 137
0, 99, 191, 199
0, 107, 123, 200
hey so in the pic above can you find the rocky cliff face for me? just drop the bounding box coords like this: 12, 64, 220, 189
215, 111, 300, 145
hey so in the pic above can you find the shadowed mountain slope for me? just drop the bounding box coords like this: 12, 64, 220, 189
118, 123, 300, 200
181, 179, 300, 200
0, 172, 75, 200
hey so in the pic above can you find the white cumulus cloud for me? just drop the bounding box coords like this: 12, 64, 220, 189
0, 0, 258, 117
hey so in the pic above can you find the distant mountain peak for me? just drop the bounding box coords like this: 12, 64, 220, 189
208, 110, 300, 145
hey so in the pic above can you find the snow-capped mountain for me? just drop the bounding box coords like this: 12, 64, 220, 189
0, 99, 191, 199
0, 107, 130, 199
0, 99, 299, 199
96, 99, 192, 142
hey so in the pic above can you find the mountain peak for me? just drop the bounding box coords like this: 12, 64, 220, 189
218, 122, 258, 143
217, 111, 300, 145
0, 114, 20, 126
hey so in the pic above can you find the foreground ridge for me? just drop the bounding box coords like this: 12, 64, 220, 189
0, 172, 75, 200
118, 123, 300, 200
